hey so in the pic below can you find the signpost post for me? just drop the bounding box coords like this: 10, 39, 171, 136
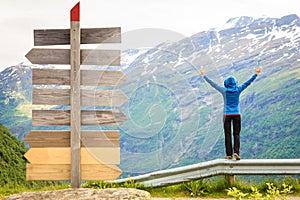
70, 2, 81, 188
24, 2, 126, 188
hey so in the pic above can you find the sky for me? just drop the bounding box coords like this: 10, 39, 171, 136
0, 0, 299, 71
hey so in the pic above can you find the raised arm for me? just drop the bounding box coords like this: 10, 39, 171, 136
239, 66, 262, 92
199, 69, 224, 93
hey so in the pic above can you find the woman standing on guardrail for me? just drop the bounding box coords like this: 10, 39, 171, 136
199, 67, 262, 160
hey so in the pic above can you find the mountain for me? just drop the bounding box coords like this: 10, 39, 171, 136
0, 64, 32, 140
118, 14, 300, 174
0, 14, 299, 177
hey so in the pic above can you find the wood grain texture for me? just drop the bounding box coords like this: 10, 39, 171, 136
24, 130, 120, 148
26, 164, 122, 180
32, 110, 70, 126
32, 68, 70, 85
32, 110, 127, 126
34, 27, 121, 46
81, 164, 122, 180
32, 69, 128, 86
82, 49, 120, 66
80, 130, 119, 148
81, 110, 127, 126
24, 147, 120, 164
81, 89, 127, 107
81, 70, 127, 86
32, 88, 70, 105
26, 48, 120, 65
70, 19, 81, 188
32, 88, 128, 107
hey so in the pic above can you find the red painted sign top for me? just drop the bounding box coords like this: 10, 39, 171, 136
71, 2, 80, 21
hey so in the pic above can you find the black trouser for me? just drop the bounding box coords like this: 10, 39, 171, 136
223, 115, 241, 156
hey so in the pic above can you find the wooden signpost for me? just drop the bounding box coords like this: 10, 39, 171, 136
24, 2, 126, 188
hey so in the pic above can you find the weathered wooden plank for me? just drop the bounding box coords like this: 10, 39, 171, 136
81, 110, 127, 126
81, 164, 122, 180
32, 110, 127, 126
34, 27, 121, 46
81, 70, 127, 86
26, 164, 122, 180
24, 130, 120, 148
81, 89, 127, 107
82, 49, 120, 65
32, 69, 128, 86
25, 48, 120, 65
32, 110, 70, 126
32, 68, 70, 85
32, 88, 128, 106
26, 49, 68, 65
81, 27, 121, 44
24, 130, 69, 147
81, 130, 119, 147
24, 147, 120, 164
32, 88, 69, 105
70, 4, 81, 188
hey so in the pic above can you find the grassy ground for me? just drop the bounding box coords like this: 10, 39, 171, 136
1, 176, 299, 199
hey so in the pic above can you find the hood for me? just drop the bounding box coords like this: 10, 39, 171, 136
224, 76, 238, 91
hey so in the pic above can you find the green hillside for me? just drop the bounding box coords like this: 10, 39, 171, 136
0, 124, 27, 186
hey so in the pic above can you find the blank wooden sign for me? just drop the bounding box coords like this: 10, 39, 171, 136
32, 69, 128, 86
32, 88, 128, 106
34, 27, 121, 46
24, 147, 120, 164
32, 110, 127, 126
26, 49, 120, 65
24, 130, 120, 148
26, 164, 122, 180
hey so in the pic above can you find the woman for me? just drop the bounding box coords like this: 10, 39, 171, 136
199, 67, 262, 160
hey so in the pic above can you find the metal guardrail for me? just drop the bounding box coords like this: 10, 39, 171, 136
112, 159, 300, 187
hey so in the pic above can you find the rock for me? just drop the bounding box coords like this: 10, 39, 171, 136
3, 188, 151, 200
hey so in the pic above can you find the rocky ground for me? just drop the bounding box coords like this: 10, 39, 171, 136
3, 188, 151, 200
3, 188, 300, 200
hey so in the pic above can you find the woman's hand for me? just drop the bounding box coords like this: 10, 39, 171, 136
199, 69, 205, 76
256, 66, 262, 75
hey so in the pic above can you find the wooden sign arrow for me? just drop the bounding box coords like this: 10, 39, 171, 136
24, 147, 120, 164
32, 88, 128, 106
32, 110, 127, 126
34, 27, 121, 46
32, 69, 128, 86
26, 164, 122, 180
25, 48, 120, 65
24, 130, 120, 148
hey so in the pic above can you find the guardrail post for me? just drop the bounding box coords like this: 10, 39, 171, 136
225, 174, 235, 187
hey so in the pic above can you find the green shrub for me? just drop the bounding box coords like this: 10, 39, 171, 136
226, 182, 295, 200
183, 179, 208, 197
226, 187, 248, 200
249, 186, 263, 199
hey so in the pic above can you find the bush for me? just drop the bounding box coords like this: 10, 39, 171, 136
183, 179, 208, 197
226, 182, 294, 200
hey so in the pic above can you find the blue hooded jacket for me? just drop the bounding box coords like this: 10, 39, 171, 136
204, 74, 257, 114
